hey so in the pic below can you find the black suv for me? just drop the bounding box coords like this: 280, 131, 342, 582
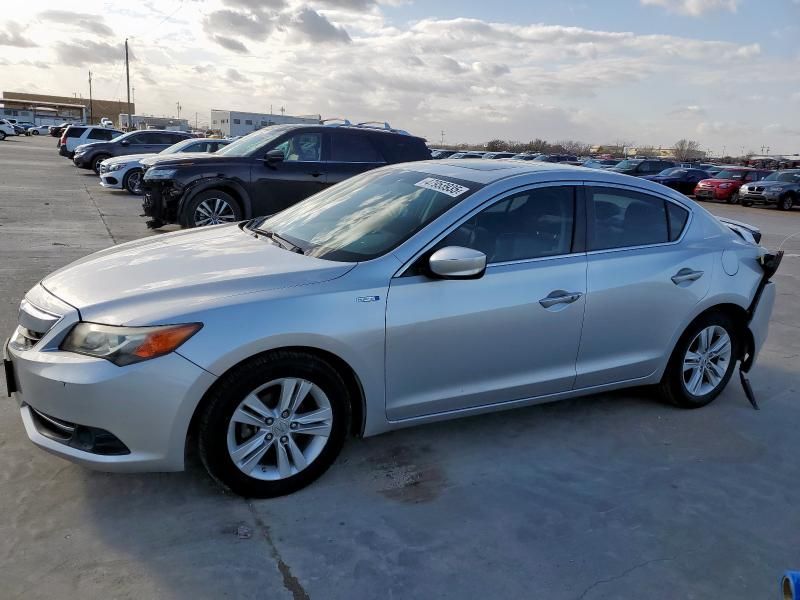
73, 130, 193, 173
610, 158, 676, 177
141, 123, 431, 228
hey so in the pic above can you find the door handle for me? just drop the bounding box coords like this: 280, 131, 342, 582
671, 268, 704, 285
539, 290, 583, 308
309, 172, 323, 178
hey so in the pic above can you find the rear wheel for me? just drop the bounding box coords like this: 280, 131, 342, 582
0, 131, 5, 141
198, 351, 349, 497
181, 190, 242, 228
778, 194, 794, 211
726, 192, 739, 204
658, 312, 739, 409
123, 168, 144, 195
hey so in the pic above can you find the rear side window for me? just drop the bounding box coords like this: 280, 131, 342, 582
666, 202, 689, 241
66, 127, 86, 138
167, 132, 190, 144
330, 133, 383, 163
372, 135, 431, 162
87, 128, 116, 140
588, 187, 669, 250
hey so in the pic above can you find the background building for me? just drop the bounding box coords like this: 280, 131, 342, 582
119, 114, 190, 131
1, 91, 135, 126
210, 109, 320, 137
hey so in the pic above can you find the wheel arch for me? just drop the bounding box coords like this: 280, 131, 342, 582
185, 345, 367, 460
668, 302, 752, 372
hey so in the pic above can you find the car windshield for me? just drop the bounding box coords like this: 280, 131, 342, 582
255, 168, 480, 262
714, 170, 746, 180
763, 171, 800, 183
216, 126, 292, 157
614, 160, 643, 170
659, 168, 686, 176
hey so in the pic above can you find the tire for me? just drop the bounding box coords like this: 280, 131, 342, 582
778, 194, 794, 211
123, 168, 144, 195
197, 351, 349, 498
32, 129, 39, 135
741, 200, 753, 207
0, 131, 5, 141
92, 154, 110, 174
181, 189, 242, 228
726, 192, 739, 204
658, 312, 739, 409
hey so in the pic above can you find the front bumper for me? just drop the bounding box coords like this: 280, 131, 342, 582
59, 146, 74, 159
741, 192, 778, 205
142, 183, 181, 228
6, 338, 216, 472
73, 154, 92, 168
99, 173, 122, 188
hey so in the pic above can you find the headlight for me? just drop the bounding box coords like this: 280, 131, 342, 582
143, 168, 177, 180
61, 322, 202, 366
107, 163, 125, 172
719, 183, 732, 189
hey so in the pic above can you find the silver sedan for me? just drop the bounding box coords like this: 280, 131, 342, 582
5, 160, 780, 497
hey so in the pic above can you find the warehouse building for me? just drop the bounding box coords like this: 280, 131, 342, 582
1, 91, 135, 126
119, 114, 190, 131
210, 109, 320, 137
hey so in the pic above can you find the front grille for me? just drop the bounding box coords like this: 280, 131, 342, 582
754, 186, 764, 192
11, 299, 62, 351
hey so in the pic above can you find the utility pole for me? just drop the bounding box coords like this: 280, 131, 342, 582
280, 106, 285, 117
176, 102, 182, 119
132, 86, 135, 104
125, 38, 132, 130
440, 130, 445, 145
195, 112, 198, 130
88, 70, 93, 125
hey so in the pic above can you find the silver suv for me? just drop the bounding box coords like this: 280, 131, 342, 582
5, 161, 780, 497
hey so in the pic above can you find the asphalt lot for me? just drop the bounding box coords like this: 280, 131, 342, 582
1, 134, 799, 600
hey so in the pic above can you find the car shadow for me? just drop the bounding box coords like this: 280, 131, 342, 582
63, 359, 798, 598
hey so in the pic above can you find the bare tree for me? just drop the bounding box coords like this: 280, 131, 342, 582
636, 145, 658, 157
673, 139, 702, 161
485, 139, 506, 152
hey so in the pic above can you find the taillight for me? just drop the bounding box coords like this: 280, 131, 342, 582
59, 133, 67, 145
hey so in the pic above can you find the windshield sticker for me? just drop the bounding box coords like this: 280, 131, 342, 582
415, 177, 470, 198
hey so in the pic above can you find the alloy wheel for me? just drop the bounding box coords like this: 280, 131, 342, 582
127, 170, 143, 194
194, 197, 237, 226
682, 325, 732, 397
226, 377, 333, 481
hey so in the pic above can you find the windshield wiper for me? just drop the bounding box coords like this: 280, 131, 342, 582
254, 228, 304, 254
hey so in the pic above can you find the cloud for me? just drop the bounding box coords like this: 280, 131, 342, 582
764, 123, 800, 136
210, 34, 249, 53
287, 8, 351, 43
222, 0, 286, 10
669, 105, 706, 118
640, 0, 739, 16
203, 9, 273, 40
54, 40, 125, 65
0, 25, 38, 47
223, 67, 249, 83
39, 10, 113, 37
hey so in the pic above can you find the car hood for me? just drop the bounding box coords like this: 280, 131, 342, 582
641, 175, 678, 182
744, 180, 788, 189
141, 152, 225, 167
42, 224, 355, 325
103, 153, 156, 165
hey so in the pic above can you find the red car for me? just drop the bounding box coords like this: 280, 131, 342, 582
693, 167, 771, 203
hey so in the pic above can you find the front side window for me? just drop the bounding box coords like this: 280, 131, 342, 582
589, 187, 670, 250
440, 187, 576, 263
257, 169, 479, 261
125, 133, 147, 144
330, 133, 384, 163
273, 132, 322, 162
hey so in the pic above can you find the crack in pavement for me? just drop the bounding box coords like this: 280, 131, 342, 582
83, 183, 117, 245
575, 556, 677, 600
247, 501, 310, 600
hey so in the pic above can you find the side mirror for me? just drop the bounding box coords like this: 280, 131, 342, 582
120, 139, 129, 146
265, 149, 285, 164
429, 246, 486, 280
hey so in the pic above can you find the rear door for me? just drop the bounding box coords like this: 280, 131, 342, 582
65, 127, 87, 152
575, 185, 712, 388
325, 131, 387, 186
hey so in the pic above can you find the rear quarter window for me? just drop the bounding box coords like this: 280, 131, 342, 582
372, 135, 431, 163
66, 127, 86, 137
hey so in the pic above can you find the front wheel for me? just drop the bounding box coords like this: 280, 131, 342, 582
0, 131, 5, 141
658, 312, 739, 409
123, 168, 144, 195
726, 192, 739, 204
181, 190, 242, 228
778, 195, 794, 211
197, 351, 349, 497
31, 129, 39, 135
92, 154, 110, 174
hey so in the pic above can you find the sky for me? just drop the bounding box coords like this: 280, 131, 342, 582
1, 0, 799, 154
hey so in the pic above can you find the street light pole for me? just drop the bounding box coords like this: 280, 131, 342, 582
125, 38, 132, 129
176, 102, 182, 119
88, 70, 93, 125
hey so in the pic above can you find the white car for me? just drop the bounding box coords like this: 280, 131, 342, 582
99, 138, 230, 194
26, 125, 50, 136
59, 125, 123, 159
0, 119, 17, 140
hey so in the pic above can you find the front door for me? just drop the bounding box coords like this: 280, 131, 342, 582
385, 185, 587, 420
251, 131, 327, 215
